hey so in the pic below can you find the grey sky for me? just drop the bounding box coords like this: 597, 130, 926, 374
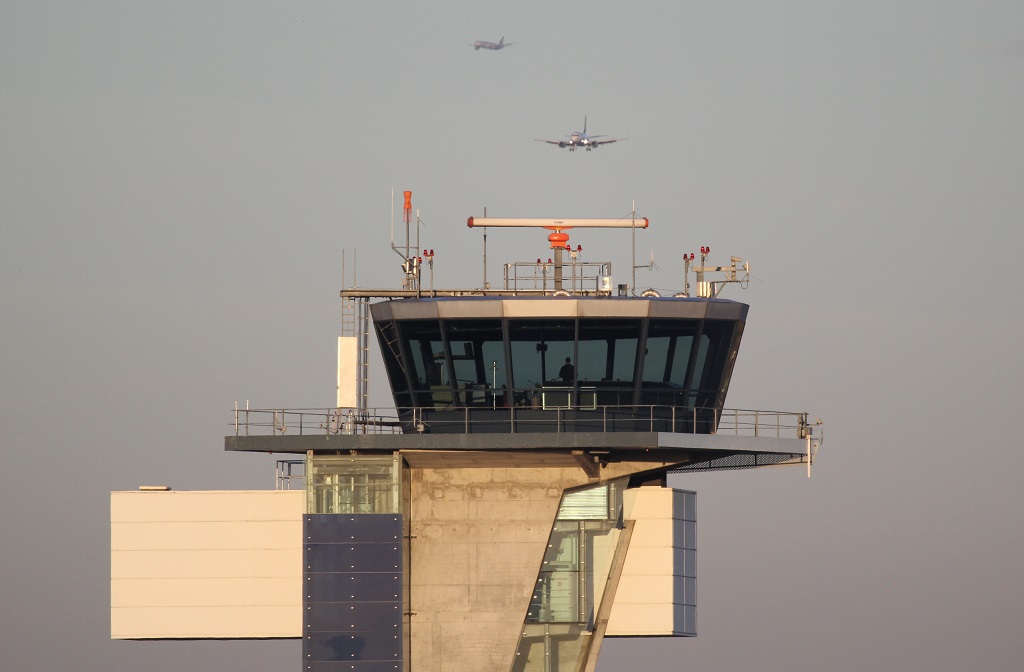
2, 2, 1023, 670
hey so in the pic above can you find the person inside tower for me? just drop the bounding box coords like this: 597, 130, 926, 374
558, 357, 575, 382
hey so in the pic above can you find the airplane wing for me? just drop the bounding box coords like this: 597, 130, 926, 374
535, 139, 567, 146
588, 138, 625, 147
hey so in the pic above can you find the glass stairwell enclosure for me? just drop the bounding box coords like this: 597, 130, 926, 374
510, 478, 629, 672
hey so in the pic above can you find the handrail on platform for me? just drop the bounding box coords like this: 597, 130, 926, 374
233, 405, 812, 440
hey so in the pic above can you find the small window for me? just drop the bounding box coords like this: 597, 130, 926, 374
306, 455, 400, 514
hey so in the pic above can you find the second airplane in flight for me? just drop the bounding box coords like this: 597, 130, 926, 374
472, 36, 514, 50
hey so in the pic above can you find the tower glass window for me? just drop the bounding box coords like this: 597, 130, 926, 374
445, 319, 507, 407
370, 300, 746, 433
576, 319, 641, 407
508, 319, 576, 387
398, 320, 447, 409
306, 455, 401, 514
641, 319, 699, 407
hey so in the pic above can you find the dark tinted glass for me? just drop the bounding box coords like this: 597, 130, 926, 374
643, 320, 699, 386
397, 320, 446, 407
444, 319, 506, 389
508, 319, 576, 389
576, 320, 641, 384
690, 320, 737, 407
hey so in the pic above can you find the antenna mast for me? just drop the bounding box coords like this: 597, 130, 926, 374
390, 190, 421, 293
482, 206, 489, 289
631, 200, 637, 295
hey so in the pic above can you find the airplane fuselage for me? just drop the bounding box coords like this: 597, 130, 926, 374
563, 132, 596, 151
473, 38, 507, 50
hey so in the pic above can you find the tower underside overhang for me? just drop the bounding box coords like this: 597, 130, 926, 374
226, 431, 808, 476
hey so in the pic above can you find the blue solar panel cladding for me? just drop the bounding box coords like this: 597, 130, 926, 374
303, 514, 403, 671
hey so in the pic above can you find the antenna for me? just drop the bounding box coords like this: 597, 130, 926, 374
482, 206, 489, 289
468, 214, 649, 293
682, 247, 750, 298
631, 200, 637, 295
390, 190, 420, 291
635, 250, 660, 272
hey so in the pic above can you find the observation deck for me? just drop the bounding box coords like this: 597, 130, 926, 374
226, 212, 817, 472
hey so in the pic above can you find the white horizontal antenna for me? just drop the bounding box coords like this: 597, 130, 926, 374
467, 217, 649, 229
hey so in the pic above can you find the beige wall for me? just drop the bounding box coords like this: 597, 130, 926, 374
110, 490, 303, 639
110, 478, 695, 653
607, 487, 697, 637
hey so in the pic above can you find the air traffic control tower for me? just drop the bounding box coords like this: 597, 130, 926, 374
110, 194, 821, 672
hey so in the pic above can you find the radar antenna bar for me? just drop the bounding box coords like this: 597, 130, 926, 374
467, 217, 649, 229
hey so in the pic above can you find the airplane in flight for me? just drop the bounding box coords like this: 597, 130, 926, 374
473, 36, 513, 50
535, 117, 625, 151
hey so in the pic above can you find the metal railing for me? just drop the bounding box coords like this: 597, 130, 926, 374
235, 405, 812, 440
504, 260, 612, 294
275, 460, 305, 490
234, 407, 403, 436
